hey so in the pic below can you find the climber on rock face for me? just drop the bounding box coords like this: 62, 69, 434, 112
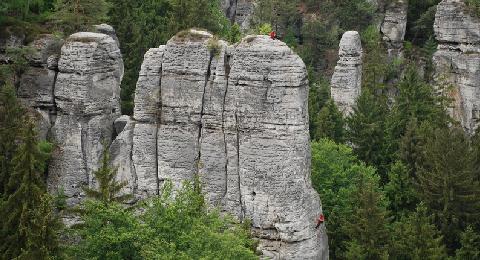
315, 214, 325, 229
269, 31, 276, 40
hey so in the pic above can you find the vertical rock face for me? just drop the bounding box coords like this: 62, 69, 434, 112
433, 0, 480, 134
111, 30, 328, 259
381, 0, 408, 57
331, 31, 363, 115
48, 32, 123, 205
16, 35, 63, 139
222, 0, 255, 30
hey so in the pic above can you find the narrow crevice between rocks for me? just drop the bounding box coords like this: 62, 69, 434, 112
155, 52, 165, 196
195, 51, 214, 179
80, 119, 89, 190
221, 52, 231, 201
49, 70, 58, 128
235, 112, 244, 220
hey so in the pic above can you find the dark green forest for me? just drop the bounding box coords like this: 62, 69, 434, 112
1, 0, 480, 259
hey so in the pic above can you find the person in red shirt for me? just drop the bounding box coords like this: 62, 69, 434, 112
269, 31, 276, 40
315, 214, 325, 229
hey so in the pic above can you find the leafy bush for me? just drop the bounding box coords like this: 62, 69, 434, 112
256, 23, 272, 35
67, 180, 258, 259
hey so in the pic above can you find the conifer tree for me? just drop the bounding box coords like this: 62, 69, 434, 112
344, 173, 389, 259
83, 143, 132, 204
455, 226, 480, 259
386, 67, 450, 154
0, 85, 25, 196
416, 126, 480, 250
0, 121, 60, 259
52, 0, 110, 34
389, 203, 447, 259
385, 161, 419, 220
346, 90, 390, 179
313, 99, 345, 143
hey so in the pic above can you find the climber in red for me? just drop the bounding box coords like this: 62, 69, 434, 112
269, 31, 276, 40
315, 214, 325, 229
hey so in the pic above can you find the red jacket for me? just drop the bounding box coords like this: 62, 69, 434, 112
269, 31, 276, 40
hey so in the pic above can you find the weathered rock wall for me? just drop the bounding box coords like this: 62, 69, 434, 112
13, 31, 124, 206
433, 0, 480, 134
111, 30, 328, 259
381, 0, 408, 58
16, 35, 63, 139
331, 31, 363, 115
222, 0, 255, 30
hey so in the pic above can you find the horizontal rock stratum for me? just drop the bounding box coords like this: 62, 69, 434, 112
110, 30, 328, 259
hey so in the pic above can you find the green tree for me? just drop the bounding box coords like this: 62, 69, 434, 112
311, 139, 381, 259
312, 99, 345, 143
66, 199, 147, 259
389, 203, 447, 259
455, 226, 480, 259
386, 67, 450, 157
346, 90, 390, 179
68, 180, 258, 259
0, 85, 25, 196
51, 0, 110, 34
0, 0, 49, 23
384, 161, 419, 220
344, 171, 389, 260
141, 180, 257, 259
0, 121, 60, 259
83, 142, 132, 204
308, 78, 331, 139
250, 0, 301, 38
406, 0, 441, 45
416, 126, 480, 251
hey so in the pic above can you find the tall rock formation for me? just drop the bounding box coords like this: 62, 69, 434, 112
111, 29, 328, 259
433, 0, 480, 134
47, 32, 123, 205
331, 31, 363, 115
222, 0, 255, 30
381, 0, 408, 57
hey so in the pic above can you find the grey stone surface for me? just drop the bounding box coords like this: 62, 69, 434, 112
16, 35, 63, 140
433, 0, 480, 134
331, 31, 363, 115
434, 0, 480, 44
381, 0, 408, 57
48, 32, 123, 205
110, 30, 328, 259
222, 0, 255, 30
110, 116, 136, 196
94, 24, 120, 47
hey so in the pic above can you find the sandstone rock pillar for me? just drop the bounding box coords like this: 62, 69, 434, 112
48, 32, 123, 205
331, 31, 363, 115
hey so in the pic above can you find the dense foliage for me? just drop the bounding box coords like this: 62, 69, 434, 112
68, 180, 258, 259
0, 86, 60, 259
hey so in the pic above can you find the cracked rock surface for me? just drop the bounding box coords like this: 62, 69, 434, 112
433, 0, 480, 134
112, 30, 328, 259
331, 31, 363, 115
381, 0, 408, 57
222, 0, 255, 30
47, 32, 123, 205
